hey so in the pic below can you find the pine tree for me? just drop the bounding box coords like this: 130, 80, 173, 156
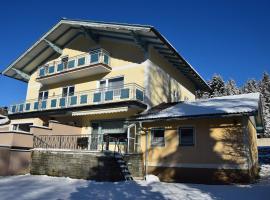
242, 79, 259, 94
208, 74, 226, 97
225, 79, 240, 95
259, 72, 270, 136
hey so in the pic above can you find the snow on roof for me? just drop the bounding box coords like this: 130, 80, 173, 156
0, 114, 9, 125
136, 93, 261, 121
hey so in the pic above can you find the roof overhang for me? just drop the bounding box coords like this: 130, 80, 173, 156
1, 18, 210, 91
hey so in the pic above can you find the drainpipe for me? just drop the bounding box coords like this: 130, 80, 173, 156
139, 122, 148, 179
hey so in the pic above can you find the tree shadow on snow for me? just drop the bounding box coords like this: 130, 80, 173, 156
69, 181, 166, 200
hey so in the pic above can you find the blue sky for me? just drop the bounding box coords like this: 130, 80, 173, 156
0, 0, 269, 106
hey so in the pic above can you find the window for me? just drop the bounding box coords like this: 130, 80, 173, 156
136, 89, 144, 101
99, 80, 106, 89
104, 54, 109, 65
25, 103, 31, 111
179, 127, 195, 146
78, 57, 85, 66
38, 91, 48, 100
90, 53, 99, 63
67, 60, 75, 68
108, 77, 124, 89
151, 128, 165, 147
57, 63, 64, 72
80, 95, 88, 104
62, 86, 75, 97
39, 67, 46, 77
48, 66, 55, 74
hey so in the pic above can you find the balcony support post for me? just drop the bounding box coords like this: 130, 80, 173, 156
11, 68, 30, 81
44, 39, 63, 54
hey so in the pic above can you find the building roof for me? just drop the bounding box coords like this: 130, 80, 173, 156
0, 114, 9, 125
135, 93, 262, 121
1, 18, 210, 91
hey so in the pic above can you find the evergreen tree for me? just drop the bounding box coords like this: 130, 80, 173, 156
259, 72, 270, 136
242, 79, 259, 93
208, 74, 226, 97
224, 79, 240, 95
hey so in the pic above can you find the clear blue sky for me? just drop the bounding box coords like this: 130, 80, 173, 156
0, 0, 269, 107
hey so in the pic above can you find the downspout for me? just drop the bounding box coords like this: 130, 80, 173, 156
139, 122, 148, 179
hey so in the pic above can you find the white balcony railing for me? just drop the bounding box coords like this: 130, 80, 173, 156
9, 84, 145, 114
37, 49, 110, 78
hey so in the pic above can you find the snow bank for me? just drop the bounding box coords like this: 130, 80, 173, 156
145, 174, 160, 183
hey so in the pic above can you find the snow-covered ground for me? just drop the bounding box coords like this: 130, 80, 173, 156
0, 165, 269, 200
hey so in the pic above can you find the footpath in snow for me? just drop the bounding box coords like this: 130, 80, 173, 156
0, 165, 270, 200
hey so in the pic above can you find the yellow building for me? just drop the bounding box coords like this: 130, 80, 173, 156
2, 19, 209, 143
0, 19, 263, 183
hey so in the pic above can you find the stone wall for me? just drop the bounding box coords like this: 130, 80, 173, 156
124, 154, 144, 178
31, 150, 144, 181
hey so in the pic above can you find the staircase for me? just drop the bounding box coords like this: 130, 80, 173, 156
114, 153, 133, 181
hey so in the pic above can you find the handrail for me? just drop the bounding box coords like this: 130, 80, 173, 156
38, 48, 110, 78
33, 134, 139, 154
9, 83, 145, 114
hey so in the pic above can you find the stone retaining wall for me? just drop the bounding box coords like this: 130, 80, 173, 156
31, 150, 144, 181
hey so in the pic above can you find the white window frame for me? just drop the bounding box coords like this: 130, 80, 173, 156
178, 126, 196, 146
151, 127, 165, 147
62, 85, 75, 97
97, 75, 124, 89
38, 90, 49, 100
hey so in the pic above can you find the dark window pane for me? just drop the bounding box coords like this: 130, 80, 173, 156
43, 91, 48, 100
48, 66, 55, 74
136, 89, 144, 101
39, 68, 45, 76
108, 77, 124, 88
41, 100, 47, 109
62, 87, 68, 97
59, 97, 66, 107
179, 128, 194, 146
105, 91, 113, 101
151, 128, 165, 147
93, 92, 101, 102
19, 104, 24, 112
80, 95, 88, 104
99, 80, 106, 89
51, 99, 57, 108
11, 105, 17, 113
70, 96, 77, 106
25, 103, 31, 111
34, 102, 39, 110
57, 63, 64, 72
69, 86, 75, 96
67, 60, 75, 68
78, 57, 85, 66
91, 53, 99, 63
104, 54, 109, 64
120, 88, 129, 99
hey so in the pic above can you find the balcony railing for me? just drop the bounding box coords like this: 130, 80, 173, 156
37, 49, 110, 78
9, 83, 145, 114
33, 134, 140, 154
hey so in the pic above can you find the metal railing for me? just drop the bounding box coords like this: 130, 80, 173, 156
33, 134, 140, 154
9, 83, 144, 114
37, 49, 110, 78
